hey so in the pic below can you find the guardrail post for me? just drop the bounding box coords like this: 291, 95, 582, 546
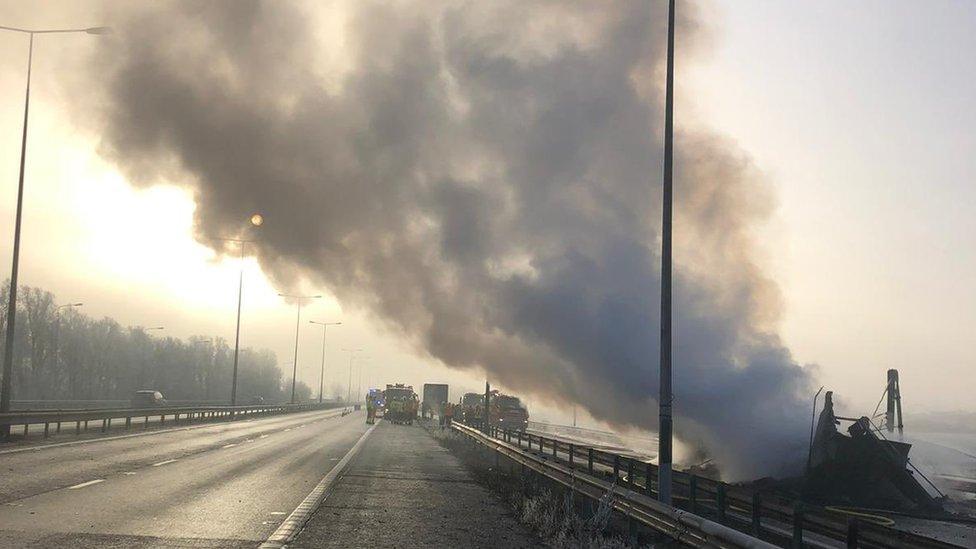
551, 438, 557, 458
846, 518, 858, 548
160, 414, 165, 426
75, 420, 81, 435
588, 448, 594, 474
689, 474, 697, 512
716, 483, 727, 522
791, 501, 804, 548
613, 455, 620, 482
569, 443, 574, 466
23, 424, 28, 439
627, 459, 634, 488
125, 417, 131, 429
43, 422, 49, 438
517, 431, 522, 447
56, 421, 61, 434
144, 416, 149, 429
84, 420, 89, 432
104, 418, 110, 432
751, 492, 762, 536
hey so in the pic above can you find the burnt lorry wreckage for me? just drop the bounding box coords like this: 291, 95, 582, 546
803, 370, 943, 512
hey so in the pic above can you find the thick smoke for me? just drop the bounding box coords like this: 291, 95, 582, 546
85, 0, 814, 479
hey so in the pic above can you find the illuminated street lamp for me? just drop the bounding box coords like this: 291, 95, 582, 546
279, 293, 322, 403
0, 23, 110, 438
309, 320, 341, 404
216, 211, 262, 406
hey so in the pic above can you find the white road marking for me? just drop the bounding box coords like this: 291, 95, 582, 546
122, 472, 137, 475
244, 439, 255, 443
269, 511, 286, 515
68, 479, 104, 490
259, 434, 269, 439
260, 421, 381, 549
283, 428, 292, 432
151, 459, 178, 467
222, 443, 238, 449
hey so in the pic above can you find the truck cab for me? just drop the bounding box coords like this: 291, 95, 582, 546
490, 394, 529, 432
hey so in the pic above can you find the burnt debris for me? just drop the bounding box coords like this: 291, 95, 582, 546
804, 390, 941, 511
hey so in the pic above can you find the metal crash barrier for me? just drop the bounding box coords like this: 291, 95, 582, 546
1, 402, 347, 439
452, 421, 774, 549
454, 421, 965, 549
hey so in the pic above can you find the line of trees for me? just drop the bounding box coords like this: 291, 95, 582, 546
0, 283, 313, 403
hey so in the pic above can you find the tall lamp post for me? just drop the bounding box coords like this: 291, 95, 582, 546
658, 0, 677, 505
0, 23, 110, 438
216, 214, 261, 406
342, 348, 363, 403
309, 320, 341, 403
279, 293, 321, 403
356, 357, 370, 401
217, 236, 248, 405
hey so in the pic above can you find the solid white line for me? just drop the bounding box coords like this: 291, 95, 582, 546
67, 479, 104, 490
259, 434, 269, 439
151, 459, 178, 467
259, 421, 380, 549
222, 443, 237, 449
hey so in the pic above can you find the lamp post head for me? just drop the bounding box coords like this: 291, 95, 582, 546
85, 26, 112, 35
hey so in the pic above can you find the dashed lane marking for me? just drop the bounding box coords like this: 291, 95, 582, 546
151, 459, 178, 467
67, 479, 105, 490
222, 443, 237, 449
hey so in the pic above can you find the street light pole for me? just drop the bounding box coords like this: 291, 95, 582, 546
279, 294, 321, 404
309, 320, 341, 403
658, 0, 676, 505
342, 348, 362, 403
216, 224, 259, 406
356, 357, 369, 401
0, 24, 109, 438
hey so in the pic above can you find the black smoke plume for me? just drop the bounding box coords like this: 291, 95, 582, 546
85, 0, 814, 479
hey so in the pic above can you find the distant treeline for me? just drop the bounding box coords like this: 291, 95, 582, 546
0, 283, 313, 403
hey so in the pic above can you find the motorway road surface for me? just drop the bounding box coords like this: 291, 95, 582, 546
0, 408, 369, 547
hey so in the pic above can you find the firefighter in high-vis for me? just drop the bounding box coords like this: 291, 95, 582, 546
366, 394, 376, 424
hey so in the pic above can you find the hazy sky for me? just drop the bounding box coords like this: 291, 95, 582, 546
0, 0, 972, 426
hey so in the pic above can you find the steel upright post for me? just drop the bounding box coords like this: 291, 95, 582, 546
658, 0, 676, 505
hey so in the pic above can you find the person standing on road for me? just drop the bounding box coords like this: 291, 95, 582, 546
443, 401, 454, 428
366, 393, 376, 424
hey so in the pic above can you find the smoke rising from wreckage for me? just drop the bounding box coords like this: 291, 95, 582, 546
83, 0, 815, 479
